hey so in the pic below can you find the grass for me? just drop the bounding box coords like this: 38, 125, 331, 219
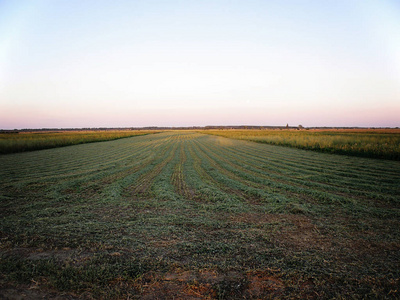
199, 128, 400, 160
0, 130, 160, 154
1, 131, 399, 298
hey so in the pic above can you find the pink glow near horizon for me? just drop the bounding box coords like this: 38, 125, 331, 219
2, 104, 399, 129
1, 1, 399, 129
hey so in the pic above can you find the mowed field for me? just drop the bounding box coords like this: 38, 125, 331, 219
1, 131, 399, 299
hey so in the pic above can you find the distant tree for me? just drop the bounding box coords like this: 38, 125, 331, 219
298, 125, 304, 130
286, 124, 289, 129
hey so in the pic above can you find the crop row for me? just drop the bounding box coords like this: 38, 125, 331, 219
1, 131, 399, 298
2, 131, 399, 215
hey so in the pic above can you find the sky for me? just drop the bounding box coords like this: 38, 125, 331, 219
0, 0, 399, 129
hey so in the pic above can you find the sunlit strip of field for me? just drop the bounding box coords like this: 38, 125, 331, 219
199, 129, 400, 160
0, 130, 161, 154
0, 132, 399, 298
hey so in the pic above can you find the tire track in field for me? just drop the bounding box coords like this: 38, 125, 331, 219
181, 138, 244, 204
192, 139, 262, 189
179, 138, 226, 202
170, 141, 195, 200
188, 140, 252, 201
129, 140, 179, 196
2, 131, 399, 208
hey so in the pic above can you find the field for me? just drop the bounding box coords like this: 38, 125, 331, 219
1, 131, 399, 299
200, 129, 400, 160
0, 130, 160, 154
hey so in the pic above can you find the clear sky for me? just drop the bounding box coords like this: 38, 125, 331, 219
1, 0, 399, 129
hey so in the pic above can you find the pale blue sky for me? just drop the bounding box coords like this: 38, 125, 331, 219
1, 0, 399, 128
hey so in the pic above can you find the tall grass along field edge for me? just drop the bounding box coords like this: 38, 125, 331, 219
199, 129, 400, 160
0, 130, 161, 154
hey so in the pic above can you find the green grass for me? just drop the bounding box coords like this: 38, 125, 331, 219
1, 131, 399, 298
199, 129, 400, 160
0, 130, 160, 154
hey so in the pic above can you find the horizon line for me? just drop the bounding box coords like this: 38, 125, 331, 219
1, 125, 399, 131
